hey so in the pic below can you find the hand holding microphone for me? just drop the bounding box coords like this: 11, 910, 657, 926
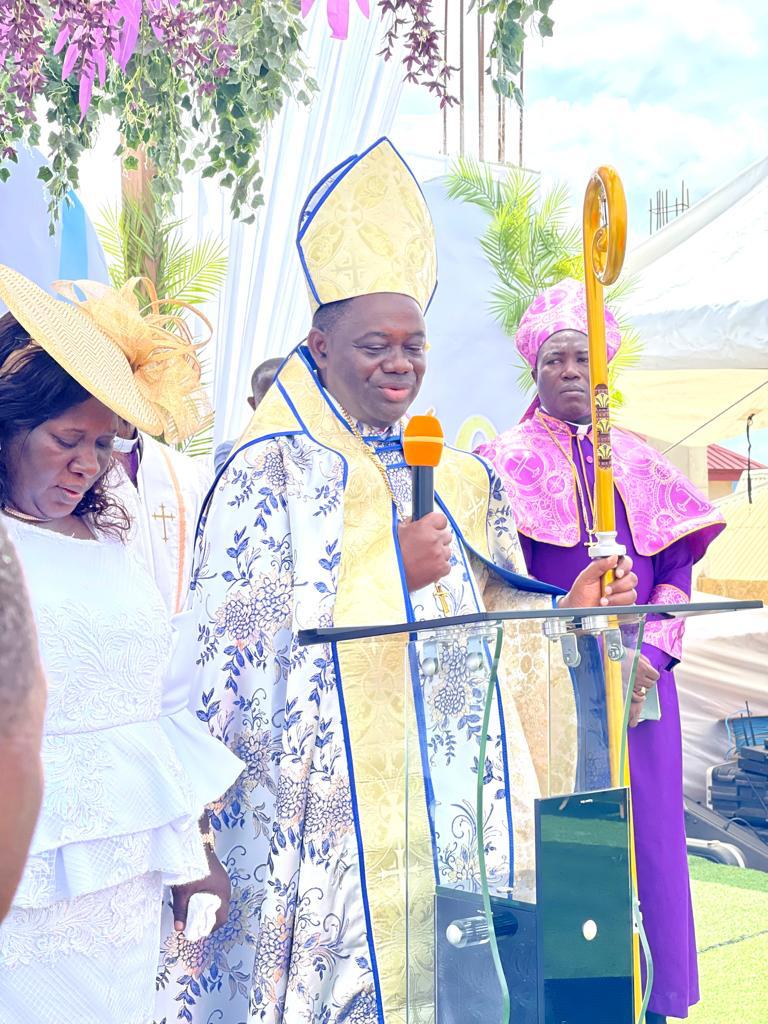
398, 512, 452, 592
397, 415, 451, 593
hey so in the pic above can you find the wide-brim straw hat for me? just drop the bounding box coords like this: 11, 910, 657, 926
0, 264, 212, 442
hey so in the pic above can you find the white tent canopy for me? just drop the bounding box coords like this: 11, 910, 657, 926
614, 368, 768, 446
612, 156, 768, 445
624, 154, 768, 372
677, 594, 768, 804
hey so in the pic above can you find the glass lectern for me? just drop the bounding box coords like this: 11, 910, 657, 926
298, 599, 759, 1024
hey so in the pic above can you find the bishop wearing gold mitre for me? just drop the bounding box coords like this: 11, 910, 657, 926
154, 139, 638, 1024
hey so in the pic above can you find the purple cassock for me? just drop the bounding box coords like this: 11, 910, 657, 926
479, 407, 725, 1019
477, 278, 725, 1019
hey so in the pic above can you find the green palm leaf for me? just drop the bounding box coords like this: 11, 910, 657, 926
161, 236, 228, 308
447, 158, 643, 406
445, 155, 505, 212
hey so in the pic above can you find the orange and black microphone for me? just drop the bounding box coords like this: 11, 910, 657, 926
402, 415, 445, 520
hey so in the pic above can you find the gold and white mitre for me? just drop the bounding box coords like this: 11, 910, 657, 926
296, 137, 437, 312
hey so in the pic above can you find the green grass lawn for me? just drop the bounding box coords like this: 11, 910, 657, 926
670, 857, 768, 1024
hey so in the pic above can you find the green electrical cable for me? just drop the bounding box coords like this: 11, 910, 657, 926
618, 620, 655, 1024
636, 898, 655, 1024
475, 627, 511, 1024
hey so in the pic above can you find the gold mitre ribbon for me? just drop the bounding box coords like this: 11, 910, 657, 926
297, 138, 438, 312
53, 278, 213, 444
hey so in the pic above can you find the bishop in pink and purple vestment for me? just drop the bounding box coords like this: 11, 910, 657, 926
477, 279, 725, 1023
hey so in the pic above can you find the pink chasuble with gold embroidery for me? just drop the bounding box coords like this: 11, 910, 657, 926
477, 411, 725, 1018
477, 409, 724, 663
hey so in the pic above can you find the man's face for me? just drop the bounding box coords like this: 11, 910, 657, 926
533, 330, 592, 423
308, 292, 427, 429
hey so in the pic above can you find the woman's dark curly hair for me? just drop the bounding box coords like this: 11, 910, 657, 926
0, 312, 130, 539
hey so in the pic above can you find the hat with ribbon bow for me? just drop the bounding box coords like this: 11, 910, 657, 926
0, 264, 212, 443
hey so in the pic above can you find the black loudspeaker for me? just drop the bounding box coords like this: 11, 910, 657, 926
685, 797, 768, 872
536, 788, 635, 1024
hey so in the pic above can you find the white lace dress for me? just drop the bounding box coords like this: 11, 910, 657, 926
0, 518, 243, 1024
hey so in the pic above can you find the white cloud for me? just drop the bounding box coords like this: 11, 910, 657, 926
395, 0, 768, 242
529, 0, 762, 73
524, 93, 768, 238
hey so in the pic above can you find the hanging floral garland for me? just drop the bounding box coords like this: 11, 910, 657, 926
0, 1, 315, 224
0, 1, 555, 225
302, 0, 556, 108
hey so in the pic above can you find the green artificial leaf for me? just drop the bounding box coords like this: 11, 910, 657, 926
447, 159, 643, 405
539, 14, 554, 36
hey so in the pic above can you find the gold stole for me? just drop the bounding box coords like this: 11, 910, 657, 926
238, 352, 500, 1021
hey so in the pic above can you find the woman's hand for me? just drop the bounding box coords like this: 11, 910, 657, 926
171, 846, 231, 934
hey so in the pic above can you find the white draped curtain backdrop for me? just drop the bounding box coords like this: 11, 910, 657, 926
181, 6, 405, 445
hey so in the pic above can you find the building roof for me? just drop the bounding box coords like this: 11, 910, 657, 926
698, 479, 768, 584
708, 443, 766, 473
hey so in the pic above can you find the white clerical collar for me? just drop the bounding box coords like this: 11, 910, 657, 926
539, 406, 591, 437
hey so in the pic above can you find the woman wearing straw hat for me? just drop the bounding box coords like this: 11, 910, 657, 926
0, 265, 243, 1024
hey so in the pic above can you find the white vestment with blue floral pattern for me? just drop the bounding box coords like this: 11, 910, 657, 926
154, 349, 564, 1024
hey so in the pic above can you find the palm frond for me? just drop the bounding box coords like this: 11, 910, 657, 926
445, 156, 504, 212
605, 272, 639, 306
162, 235, 228, 307
536, 181, 572, 230
499, 166, 538, 212
177, 421, 214, 458
94, 205, 128, 288
515, 361, 537, 400
446, 158, 645, 405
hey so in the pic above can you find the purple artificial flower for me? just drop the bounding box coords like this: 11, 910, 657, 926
0, 0, 48, 120
301, 0, 370, 41
197, 0, 239, 80
114, 0, 142, 69
146, 0, 208, 81
51, 0, 123, 118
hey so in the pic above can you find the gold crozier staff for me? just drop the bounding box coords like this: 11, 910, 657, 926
582, 166, 645, 1022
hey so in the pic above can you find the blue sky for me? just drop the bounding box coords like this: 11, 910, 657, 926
396, 0, 768, 240
394, 1, 768, 463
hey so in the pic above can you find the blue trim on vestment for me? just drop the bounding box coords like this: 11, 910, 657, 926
297, 150, 359, 242
296, 140, 383, 306
330, 645, 386, 1024
297, 238, 322, 306
453, 525, 482, 607
193, 347, 353, 548
435, 491, 564, 598
383, 135, 439, 313
390, 502, 415, 623
447, 535, 515, 886
406, 642, 441, 884
491, 655, 516, 886
193, 430, 298, 549
438, 448, 565, 597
